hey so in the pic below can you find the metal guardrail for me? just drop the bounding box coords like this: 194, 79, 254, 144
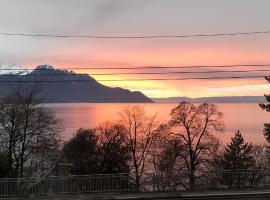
1, 169, 270, 198
147, 169, 270, 191
0, 174, 132, 197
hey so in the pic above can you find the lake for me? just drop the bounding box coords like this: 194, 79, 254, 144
48, 103, 269, 144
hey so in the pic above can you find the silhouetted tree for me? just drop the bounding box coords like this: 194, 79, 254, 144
219, 131, 256, 188
221, 131, 255, 170
62, 128, 99, 175
97, 122, 131, 174
252, 144, 268, 169
0, 152, 8, 178
0, 84, 62, 177
119, 106, 161, 189
168, 102, 224, 190
63, 124, 131, 175
153, 138, 181, 174
260, 76, 270, 144
151, 137, 188, 191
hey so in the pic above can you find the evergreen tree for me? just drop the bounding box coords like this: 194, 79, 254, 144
221, 130, 255, 170
259, 77, 270, 143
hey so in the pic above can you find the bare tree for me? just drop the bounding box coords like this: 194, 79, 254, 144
0, 84, 62, 177
0, 95, 22, 177
28, 108, 63, 176
168, 102, 224, 190
153, 138, 181, 173
151, 124, 177, 175
119, 106, 161, 189
251, 144, 268, 169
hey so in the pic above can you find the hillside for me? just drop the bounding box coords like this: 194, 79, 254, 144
0, 65, 153, 103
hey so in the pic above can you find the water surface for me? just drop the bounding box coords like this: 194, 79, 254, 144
48, 103, 269, 144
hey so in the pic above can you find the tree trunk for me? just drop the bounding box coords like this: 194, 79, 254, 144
189, 163, 195, 190
189, 171, 195, 190
7, 140, 13, 177
135, 172, 140, 191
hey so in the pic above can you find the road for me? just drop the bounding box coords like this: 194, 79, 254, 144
2, 190, 270, 200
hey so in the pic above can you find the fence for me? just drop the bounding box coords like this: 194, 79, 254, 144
0, 174, 132, 197
1, 169, 270, 198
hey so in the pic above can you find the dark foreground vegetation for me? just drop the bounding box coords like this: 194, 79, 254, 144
0, 81, 270, 197
0, 84, 62, 179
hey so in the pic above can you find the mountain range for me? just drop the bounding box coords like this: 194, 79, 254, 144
0, 65, 152, 103
0, 65, 267, 103
152, 96, 267, 103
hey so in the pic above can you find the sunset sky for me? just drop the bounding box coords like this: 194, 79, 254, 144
1, 0, 270, 98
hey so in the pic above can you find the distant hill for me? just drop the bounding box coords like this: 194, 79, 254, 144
0, 65, 153, 103
153, 96, 267, 103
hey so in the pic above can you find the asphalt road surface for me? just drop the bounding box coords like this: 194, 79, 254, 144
2, 190, 270, 200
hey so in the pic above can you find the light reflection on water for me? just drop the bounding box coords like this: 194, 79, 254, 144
47, 103, 269, 144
